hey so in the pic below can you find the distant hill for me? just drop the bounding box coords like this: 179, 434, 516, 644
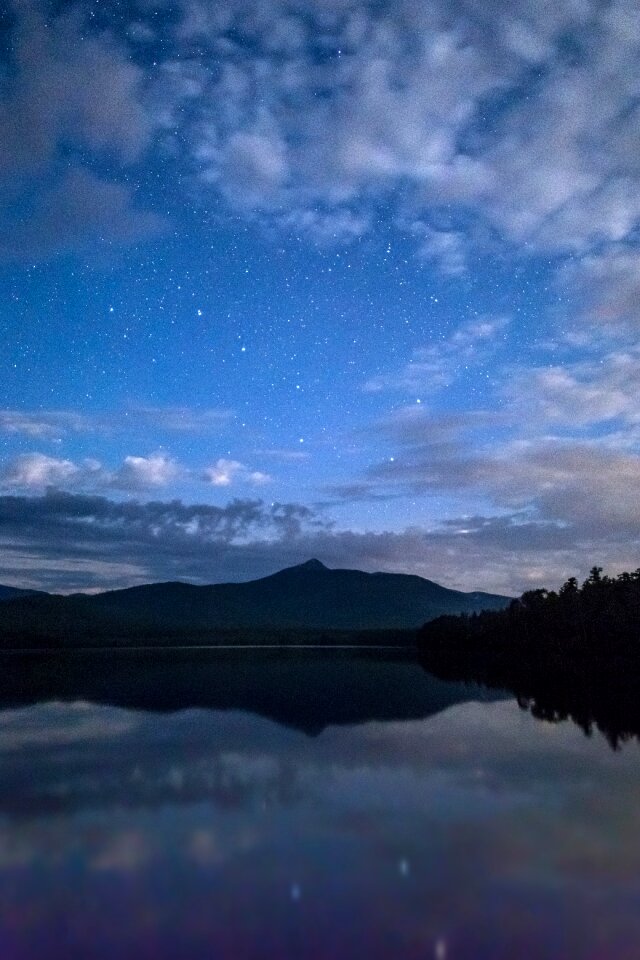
0, 559, 511, 646
0, 585, 46, 603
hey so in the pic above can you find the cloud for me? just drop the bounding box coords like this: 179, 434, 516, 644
218, 132, 289, 207
3, 0, 640, 266
364, 316, 510, 394
256, 449, 311, 463
0, 2, 164, 259
0, 453, 180, 493
0, 490, 331, 590
0, 168, 165, 261
369, 405, 500, 447
410, 224, 468, 276
183, 1, 504, 239
315, 383, 640, 592
0, 475, 638, 595
158, 0, 640, 263
507, 350, 640, 428
558, 249, 640, 334
112, 455, 181, 491
133, 408, 234, 433
0, 454, 84, 488
204, 459, 271, 487
277, 207, 369, 244
367, 428, 640, 538
0, 2, 154, 175
0, 410, 91, 440
0, 407, 233, 439
0, 450, 271, 495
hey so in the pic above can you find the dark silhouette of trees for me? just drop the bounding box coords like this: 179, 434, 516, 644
418, 568, 640, 749
419, 567, 640, 657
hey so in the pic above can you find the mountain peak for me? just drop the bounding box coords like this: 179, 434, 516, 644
297, 558, 328, 571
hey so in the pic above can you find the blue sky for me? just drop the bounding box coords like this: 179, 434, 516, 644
1, 0, 639, 593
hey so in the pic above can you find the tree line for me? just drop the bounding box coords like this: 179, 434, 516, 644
419, 567, 640, 657
418, 568, 640, 749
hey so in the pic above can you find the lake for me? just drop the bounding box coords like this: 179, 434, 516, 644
1, 649, 638, 959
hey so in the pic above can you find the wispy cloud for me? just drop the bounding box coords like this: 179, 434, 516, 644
0, 407, 233, 439
558, 249, 640, 335
3, 0, 640, 264
133, 408, 234, 433
369, 436, 640, 533
0, 410, 91, 440
363, 316, 510, 394
0, 168, 165, 261
507, 350, 640, 429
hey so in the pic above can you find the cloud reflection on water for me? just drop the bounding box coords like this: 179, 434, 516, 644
0, 688, 639, 957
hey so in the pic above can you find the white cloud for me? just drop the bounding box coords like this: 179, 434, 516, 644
218, 131, 289, 207
4, 0, 640, 268
558, 249, 640, 334
411, 225, 468, 276
508, 350, 640, 428
0, 453, 179, 492
204, 460, 246, 487
204, 459, 271, 487
0, 454, 83, 488
112, 455, 180, 491
160, 0, 640, 265
0, 450, 272, 494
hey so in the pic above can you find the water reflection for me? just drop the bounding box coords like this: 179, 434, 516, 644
419, 649, 640, 750
0, 648, 502, 734
1, 651, 639, 959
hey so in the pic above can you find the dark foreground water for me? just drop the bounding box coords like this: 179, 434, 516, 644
1, 649, 639, 960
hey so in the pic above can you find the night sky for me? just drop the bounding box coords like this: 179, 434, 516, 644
1, 0, 639, 593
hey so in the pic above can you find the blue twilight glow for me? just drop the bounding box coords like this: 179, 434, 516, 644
1, 0, 639, 592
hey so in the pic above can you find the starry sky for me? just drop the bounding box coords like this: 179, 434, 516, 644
1, 0, 639, 594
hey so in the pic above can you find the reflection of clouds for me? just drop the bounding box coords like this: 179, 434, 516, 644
0, 698, 633, 819
188, 828, 221, 866
0, 697, 635, 829
92, 830, 152, 872
0, 701, 137, 751
1, 695, 640, 955
0, 831, 36, 869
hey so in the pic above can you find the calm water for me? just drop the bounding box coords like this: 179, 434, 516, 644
1, 649, 639, 960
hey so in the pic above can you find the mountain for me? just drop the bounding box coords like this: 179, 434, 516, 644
85, 558, 511, 629
0, 560, 511, 645
0, 585, 46, 603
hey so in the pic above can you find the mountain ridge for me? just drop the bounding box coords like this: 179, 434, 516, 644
0, 585, 47, 603
0, 560, 511, 646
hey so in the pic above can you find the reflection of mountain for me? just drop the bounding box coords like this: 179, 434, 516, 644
0, 559, 510, 645
0, 649, 506, 735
